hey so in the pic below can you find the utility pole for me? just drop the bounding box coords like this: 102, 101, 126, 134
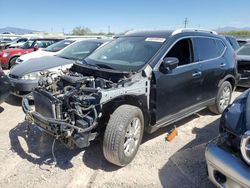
184, 17, 188, 28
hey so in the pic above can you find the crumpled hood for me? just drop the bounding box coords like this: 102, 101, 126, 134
10, 55, 75, 77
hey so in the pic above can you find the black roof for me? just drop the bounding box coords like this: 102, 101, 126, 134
125, 30, 173, 38
82, 38, 112, 43
30, 38, 63, 41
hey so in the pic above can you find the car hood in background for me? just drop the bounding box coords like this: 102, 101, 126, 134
10, 55, 75, 77
19, 50, 54, 61
237, 55, 250, 62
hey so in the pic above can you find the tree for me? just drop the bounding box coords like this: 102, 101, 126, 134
72, 26, 92, 35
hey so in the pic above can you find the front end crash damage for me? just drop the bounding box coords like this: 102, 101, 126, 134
22, 64, 151, 149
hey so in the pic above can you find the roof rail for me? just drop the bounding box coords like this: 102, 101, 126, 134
171, 28, 218, 36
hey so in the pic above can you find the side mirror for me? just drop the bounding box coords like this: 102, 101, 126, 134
161, 57, 179, 71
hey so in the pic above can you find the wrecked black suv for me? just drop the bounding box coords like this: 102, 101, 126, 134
22, 29, 237, 166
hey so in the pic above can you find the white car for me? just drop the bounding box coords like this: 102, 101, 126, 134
15, 38, 86, 64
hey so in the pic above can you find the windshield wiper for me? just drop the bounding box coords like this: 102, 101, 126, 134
81, 59, 101, 69
95, 64, 114, 70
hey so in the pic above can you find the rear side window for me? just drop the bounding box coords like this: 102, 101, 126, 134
214, 39, 226, 57
195, 38, 226, 61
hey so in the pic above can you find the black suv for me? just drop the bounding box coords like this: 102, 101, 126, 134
22, 29, 237, 166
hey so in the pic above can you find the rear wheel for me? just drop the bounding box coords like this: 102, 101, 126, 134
9, 57, 18, 69
103, 105, 144, 166
209, 81, 232, 114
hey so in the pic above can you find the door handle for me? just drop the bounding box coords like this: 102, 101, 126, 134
192, 71, 202, 78
220, 63, 226, 68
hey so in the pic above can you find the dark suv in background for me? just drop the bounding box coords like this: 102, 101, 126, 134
23, 29, 237, 166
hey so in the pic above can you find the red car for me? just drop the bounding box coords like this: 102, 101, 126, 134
0, 38, 62, 69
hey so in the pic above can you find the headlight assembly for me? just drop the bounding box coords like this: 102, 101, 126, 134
2, 52, 10, 57
21, 72, 41, 80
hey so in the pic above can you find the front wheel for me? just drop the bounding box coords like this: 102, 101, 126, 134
209, 81, 232, 114
103, 105, 144, 166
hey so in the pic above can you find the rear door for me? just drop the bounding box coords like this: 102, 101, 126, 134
194, 37, 227, 101
153, 37, 203, 122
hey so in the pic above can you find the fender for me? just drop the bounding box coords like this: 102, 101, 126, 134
218, 74, 236, 90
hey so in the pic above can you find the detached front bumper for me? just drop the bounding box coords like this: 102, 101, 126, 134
205, 142, 250, 188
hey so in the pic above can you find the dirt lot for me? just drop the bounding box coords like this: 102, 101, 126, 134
0, 90, 244, 188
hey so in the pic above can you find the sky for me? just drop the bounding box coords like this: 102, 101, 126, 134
0, 0, 250, 33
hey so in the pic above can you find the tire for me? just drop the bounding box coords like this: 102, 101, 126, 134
209, 81, 232, 115
9, 57, 18, 69
103, 104, 144, 166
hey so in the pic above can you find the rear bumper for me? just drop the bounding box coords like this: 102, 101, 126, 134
205, 142, 250, 188
9, 77, 38, 97
238, 76, 250, 88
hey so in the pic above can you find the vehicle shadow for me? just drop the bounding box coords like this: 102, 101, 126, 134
5, 95, 22, 106
9, 121, 82, 170
9, 108, 219, 175
158, 117, 219, 188
9, 120, 120, 171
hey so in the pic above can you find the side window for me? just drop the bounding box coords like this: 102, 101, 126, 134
214, 39, 226, 55
195, 38, 225, 61
165, 38, 194, 66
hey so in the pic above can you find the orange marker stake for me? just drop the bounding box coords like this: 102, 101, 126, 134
166, 129, 178, 142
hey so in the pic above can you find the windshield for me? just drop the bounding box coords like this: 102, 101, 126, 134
237, 44, 250, 56
21, 40, 34, 49
85, 37, 165, 72
56, 41, 102, 60
44, 40, 74, 52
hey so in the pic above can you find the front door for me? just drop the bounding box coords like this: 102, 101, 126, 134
153, 38, 203, 122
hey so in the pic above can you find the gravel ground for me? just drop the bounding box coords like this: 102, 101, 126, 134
0, 89, 244, 188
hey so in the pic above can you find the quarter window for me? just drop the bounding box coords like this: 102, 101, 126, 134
195, 38, 225, 61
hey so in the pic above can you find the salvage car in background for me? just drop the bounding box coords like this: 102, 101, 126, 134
15, 38, 78, 64
9, 39, 109, 97
0, 66, 11, 104
236, 43, 250, 87
22, 29, 237, 166
237, 38, 250, 47
205, 90, 250, 188
0, 37, 28, 50
0, 38, 62, 69
225, 36, 240, 51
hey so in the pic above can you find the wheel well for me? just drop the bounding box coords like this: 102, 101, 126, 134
100, 95, 150, 128
225, 77, 235, 89
8, 56, 19, 68
218, 75, 236, 90
9, 56, 19, 62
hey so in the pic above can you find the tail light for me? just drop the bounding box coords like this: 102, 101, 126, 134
240, 130, 250, 165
